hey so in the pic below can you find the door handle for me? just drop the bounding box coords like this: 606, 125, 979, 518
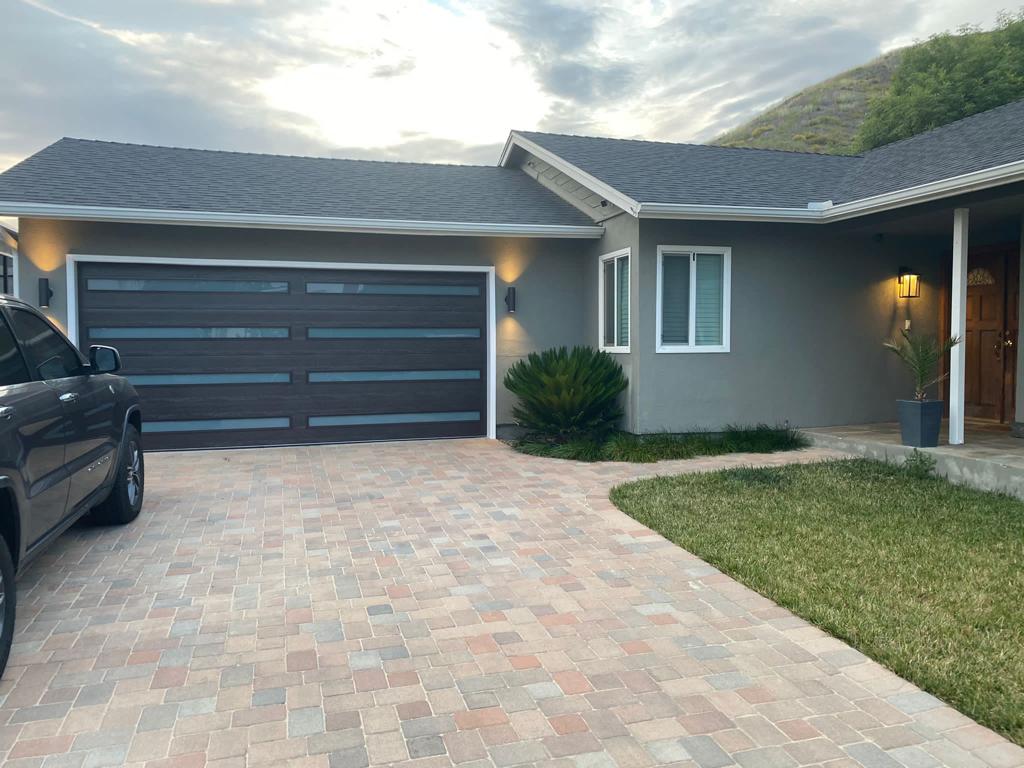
59, 392, 79, 403
0, 406, 14, 420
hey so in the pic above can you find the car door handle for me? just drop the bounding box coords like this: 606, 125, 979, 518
59, 392, 79, 403
0, 406, 14, 420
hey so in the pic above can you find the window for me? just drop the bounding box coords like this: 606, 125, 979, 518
9, 309, 85, 379
307, 328, 480, 339
599, 249, 630, 351
0, 316, 30, 387
90, 327, 288, 339
87, 278, 288, 293
306, 282, 479, 296
657, 246, 731, 353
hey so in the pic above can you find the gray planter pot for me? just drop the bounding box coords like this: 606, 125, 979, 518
896, 399, 944, 447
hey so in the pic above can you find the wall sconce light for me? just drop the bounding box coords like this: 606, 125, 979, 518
504, 286, 517, 313
38, 278, 53, 308
897, 268, 920, 299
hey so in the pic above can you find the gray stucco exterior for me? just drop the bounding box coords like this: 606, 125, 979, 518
632, 219, 944, 433
15, 214, 953, 437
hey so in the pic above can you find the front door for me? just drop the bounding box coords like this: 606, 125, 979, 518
964, 246, 1018, 421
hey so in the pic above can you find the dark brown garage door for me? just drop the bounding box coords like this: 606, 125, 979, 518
77, 262, 489, 450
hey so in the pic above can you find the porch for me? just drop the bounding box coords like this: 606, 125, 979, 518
806, 420, 1024, 499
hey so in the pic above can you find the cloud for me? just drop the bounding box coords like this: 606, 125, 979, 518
0, 0, 338, 171
0, 0, 1015, 175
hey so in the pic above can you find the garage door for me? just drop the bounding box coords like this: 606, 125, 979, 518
77, 262, 489, 450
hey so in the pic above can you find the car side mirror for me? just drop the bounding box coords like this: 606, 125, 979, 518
88, 345, 121, 374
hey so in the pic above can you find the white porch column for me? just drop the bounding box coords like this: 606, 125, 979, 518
1014, 214, 1024, 437
949, 208, 969, 445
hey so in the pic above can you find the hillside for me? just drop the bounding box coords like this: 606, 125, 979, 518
713, 50, 903, 155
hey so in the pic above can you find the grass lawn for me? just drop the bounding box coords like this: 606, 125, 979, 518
610, 459, 1024, 745
508, 425, 807, 463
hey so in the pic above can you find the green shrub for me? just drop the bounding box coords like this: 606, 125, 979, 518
503, 346, 627, 442
509, 425, 809, 463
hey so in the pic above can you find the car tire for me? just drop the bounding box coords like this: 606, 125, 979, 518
0, 534, 15, 679
89, 425, 144, 526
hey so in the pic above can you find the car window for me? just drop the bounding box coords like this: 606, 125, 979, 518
8, 309, 84, 380
0, 315, 30, 387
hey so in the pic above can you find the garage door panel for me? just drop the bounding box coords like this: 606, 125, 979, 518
137, 380, 483, 417
78, 262, 490, 449
81, 294, 485, 316
103, 340, 486, 365
81, 310, 484, 332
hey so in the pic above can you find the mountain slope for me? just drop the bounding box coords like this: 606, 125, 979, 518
713, 50, 903, 155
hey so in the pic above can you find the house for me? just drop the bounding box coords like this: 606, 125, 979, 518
0, 100, 1022, 451
0, 225, 15, 295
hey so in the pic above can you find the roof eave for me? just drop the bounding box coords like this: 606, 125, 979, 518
822, 157, 1024, 221
638, 157, 1024, 223
637, 202, 821, 222
499, 133, 642, 215
0, 201, 605, 239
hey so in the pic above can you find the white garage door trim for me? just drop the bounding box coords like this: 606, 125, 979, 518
67, 253, 497, 440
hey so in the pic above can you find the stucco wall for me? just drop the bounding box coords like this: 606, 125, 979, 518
583, 213, 640, 431
15, 219, 593, 425
16, 216, 954, 436
634, 219, 946, 432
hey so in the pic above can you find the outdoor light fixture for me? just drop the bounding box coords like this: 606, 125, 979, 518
897, 268, 920, 299
38, 278, 53, 308
504, 285, 517, 313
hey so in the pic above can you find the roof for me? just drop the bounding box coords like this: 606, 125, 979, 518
507, 98, 1024, 219
511, 131, 858, 209
3, 99, 1023, 231
835, 99, 1024, 203
0, 139, 601, 238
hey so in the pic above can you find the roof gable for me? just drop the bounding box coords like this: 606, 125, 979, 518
506, 98, 1024, 220
510, 131, 857, 209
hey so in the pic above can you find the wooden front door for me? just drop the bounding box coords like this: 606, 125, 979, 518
964, 246, 1018, 421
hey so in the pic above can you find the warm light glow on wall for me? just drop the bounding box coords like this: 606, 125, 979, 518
494, 243, 530, 284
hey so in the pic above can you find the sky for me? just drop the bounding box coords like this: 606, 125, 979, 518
0, 0, 1015, 179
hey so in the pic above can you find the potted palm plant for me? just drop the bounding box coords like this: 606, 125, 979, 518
883, 330, 960, 447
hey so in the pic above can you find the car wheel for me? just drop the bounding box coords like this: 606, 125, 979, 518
89, 425, 144, 525
0, 535, 15, 678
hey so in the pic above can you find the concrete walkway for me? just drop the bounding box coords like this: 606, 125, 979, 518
1, 440, 1019, 768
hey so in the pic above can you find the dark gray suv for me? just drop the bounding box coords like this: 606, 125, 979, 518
0, 296, 143, 675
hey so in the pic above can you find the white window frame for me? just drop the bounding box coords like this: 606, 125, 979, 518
598, 247, 631, 353
656, 245, 731, 354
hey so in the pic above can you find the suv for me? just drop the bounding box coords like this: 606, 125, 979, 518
0, 296, 143, 675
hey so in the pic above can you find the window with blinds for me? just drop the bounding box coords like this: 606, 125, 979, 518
600, 250, 630, 351
657, 247, 730, 352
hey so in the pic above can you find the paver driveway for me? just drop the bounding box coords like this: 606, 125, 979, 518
1, 440, 1020, 768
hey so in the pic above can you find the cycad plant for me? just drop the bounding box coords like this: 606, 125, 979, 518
884, 330, 960, 400
503, 346, 627, 442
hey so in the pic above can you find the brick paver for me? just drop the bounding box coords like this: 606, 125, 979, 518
0, 439, 1020, 767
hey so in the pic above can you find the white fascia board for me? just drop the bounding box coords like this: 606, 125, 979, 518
499, 133, 642, 215
0, 201, 605, 239
637, 202, 820, 222
637, 157, 1024, 223
821, 158, 1024, 221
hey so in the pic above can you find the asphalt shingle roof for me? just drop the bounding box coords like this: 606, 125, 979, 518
834, 99, 1024, 203
518, 98, 1024, 209
0, 138, 594, 227
2, 98, 1023, 222
516, 131, 858, 208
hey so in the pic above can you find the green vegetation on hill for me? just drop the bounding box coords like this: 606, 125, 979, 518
714, 13, 1024, 155
714, 50, 902, 155
859, 14, 1024, 149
